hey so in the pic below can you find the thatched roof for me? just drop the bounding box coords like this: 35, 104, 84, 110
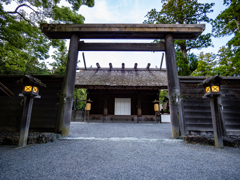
75, 68, 168, 90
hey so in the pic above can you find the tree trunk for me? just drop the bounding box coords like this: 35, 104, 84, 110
180, 44, 187, 58
236, 18, 240, 33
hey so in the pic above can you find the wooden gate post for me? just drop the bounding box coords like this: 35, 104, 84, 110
165, 34, 180, 138
57, 34, 79, 137
137, 92, 142, 123
103, 91, 108, 122
19, 96, 34, 147
210, 96, 224, 147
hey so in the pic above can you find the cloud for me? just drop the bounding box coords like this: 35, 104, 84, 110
80, 0, 120, 23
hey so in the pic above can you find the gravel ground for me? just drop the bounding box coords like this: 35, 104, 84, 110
0, 122, 240, 180
69, 122, 173, 139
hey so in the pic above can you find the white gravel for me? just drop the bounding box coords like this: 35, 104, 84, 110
0, 122, 240, 180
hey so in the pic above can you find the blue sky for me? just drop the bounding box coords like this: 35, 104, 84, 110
76, 0, 232, 69
3, 0, 232, 69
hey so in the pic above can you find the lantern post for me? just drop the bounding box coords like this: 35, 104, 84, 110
198, 74, 225, 148
85, 99, 93, 123
16, 75, 46, 147
153, 100, 160, 123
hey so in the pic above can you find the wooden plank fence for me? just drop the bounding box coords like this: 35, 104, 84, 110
179, 76, 240, 136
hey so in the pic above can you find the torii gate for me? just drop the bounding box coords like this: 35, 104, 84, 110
40, 24, 205, 138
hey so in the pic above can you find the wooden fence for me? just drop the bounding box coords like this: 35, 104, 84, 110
179, 76, 240, 136
0, 75, 64, 132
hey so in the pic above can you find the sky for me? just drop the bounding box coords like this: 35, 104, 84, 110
3, 0, 232, 69
74, 0, 232, 69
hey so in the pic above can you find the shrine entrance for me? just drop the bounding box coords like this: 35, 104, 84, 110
40, 23, 205, 138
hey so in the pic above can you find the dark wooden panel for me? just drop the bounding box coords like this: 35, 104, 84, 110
78, 42, 166, 51
185, 118, 212, 124
180, 77, 240, 134
0, 75, 64, 132
186, 124, 213, 131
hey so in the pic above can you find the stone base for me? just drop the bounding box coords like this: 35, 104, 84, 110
0, 132, 59, 145
183, 135, 240, 148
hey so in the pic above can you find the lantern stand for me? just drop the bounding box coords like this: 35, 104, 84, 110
16, 75, 46, 147
198, 74, 225, 148
153, 100, 160, 124
85, 99, 93, 123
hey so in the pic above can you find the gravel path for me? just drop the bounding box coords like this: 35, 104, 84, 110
1, 122, 240, 180
69, 122, 173, 139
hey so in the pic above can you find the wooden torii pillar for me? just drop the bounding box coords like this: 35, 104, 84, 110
165, 34, 181, 138
57, 34, 79, 136
40, 24, 205, 137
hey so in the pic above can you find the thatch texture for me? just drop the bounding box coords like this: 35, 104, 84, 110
75, 69, 167, 89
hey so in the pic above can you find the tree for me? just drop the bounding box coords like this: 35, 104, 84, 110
191, 51, 217, 76
50, 40, 68, 75
74, 89, 87, 110
212, 0, 240, 76
213, 46, 235, 76
0, 0, 94, 75
144, 0, 214, 58
176, 50, 198, 76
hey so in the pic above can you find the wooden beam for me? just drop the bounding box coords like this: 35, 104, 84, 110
210, 96, 224, 147
165, 34, 180, 139
134, 63, 138, 69
41, 24, 205, 40
122, 63, 125, 69
137, 93, 142, 116
96, 63, 100, 68
74, 96, 77, 111
78, 42, 166, 51
19, 96, 34, 147
160, 53, 164, 70
146, 63, 151, 69
103, 91, 108, 120
109, 63, 113, 69
82, 52, 87, 70
57, 34, 79, 137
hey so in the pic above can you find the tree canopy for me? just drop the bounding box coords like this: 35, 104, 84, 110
144, 0, 214, 58
212, 0, 240, 76
144, 0, 215, 76
0, 0, 94, 75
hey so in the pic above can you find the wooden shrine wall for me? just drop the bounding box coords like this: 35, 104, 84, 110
87, 89, 158, 116
0, 75, 64, 132
179, 77, 240, 135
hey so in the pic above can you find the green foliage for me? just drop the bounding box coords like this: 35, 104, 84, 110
212, 0, 240, 37
175, 49, 198, 76
74, 89, 87, 110
214, 46, 240, 76
211, 0, 240, 76
191, 51, 217, 76
176, 51, 191, 76
159, 89, 168, 107
50, 39, 68, 75
0, 0, 94, 75
144, 0, 214, 58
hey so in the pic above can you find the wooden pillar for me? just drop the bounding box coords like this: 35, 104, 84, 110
210, 96, 224, 147
178, 100, 186, 136
137, 92, 142, 123
72, 96, 77, 122
57, 34, 79, 137
165, 34, 180, 138
19, 96, 34, 147
218, 97, 226, 136
103, 91, 108, 122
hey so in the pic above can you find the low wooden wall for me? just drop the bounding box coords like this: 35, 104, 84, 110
0, 75, 64, 132
179, 76, 240, 136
